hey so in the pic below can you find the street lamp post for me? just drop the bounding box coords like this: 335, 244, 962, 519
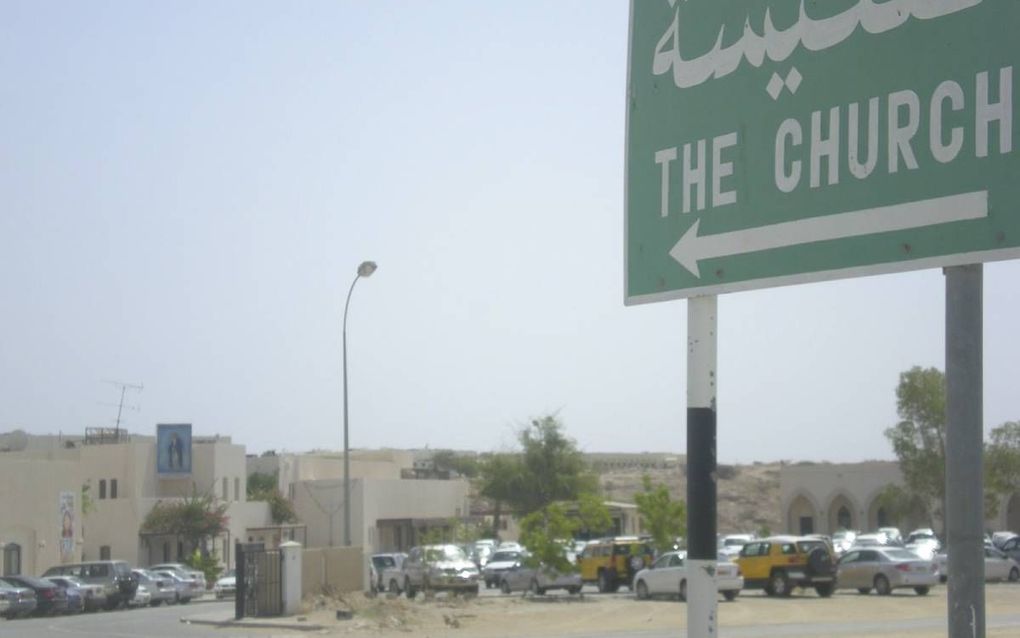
342, 260, 377, 547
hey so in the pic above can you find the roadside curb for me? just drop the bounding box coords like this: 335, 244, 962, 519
180, 615, 327, 632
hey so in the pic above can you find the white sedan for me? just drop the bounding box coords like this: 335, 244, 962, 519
633, 551, 743, 602
936, 546, 1020, 583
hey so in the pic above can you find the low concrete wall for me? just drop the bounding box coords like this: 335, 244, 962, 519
301, 546, 364, 596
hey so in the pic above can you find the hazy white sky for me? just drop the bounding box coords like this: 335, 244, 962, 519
2, 1, 1017, 463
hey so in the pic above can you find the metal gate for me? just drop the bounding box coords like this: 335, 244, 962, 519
235, 542, 283, 618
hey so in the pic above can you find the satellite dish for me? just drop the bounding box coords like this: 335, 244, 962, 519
0, 429, 29, 452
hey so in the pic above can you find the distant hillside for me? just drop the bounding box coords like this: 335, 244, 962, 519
595, 460, 783, 536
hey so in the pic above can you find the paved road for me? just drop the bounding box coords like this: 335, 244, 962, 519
0, 602, 251, 638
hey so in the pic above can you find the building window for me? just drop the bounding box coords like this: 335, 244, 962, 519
2, 543, 21, 576
177, 541, 184, 561
163, 541, 170, 562
222, 477, 228, 501
837, 506, 851, 530
110, 479, 118, 499
99, 545, 111, 560
99, 479, 107, 499
234, 477, 240, 501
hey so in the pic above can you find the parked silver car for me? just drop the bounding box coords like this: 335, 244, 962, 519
132, 569, 177, 606
152, 570, 193, 603
498, 561, 582, 595
482, 549, 524, 589
149, 563, 206, 595
836, 547, 938, 595
402, 544, 480, 597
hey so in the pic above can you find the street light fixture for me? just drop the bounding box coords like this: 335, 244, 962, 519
342, 260, 376, 547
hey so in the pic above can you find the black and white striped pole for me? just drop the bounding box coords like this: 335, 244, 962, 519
686, 295, 718, 637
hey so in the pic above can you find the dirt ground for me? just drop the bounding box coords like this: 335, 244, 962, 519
300, 584, 1019, 638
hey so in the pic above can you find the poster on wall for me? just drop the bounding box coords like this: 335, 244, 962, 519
59, 491, 75, 562
157, 423, 192, 475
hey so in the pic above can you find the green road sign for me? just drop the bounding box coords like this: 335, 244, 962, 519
625, 0, 1019, 304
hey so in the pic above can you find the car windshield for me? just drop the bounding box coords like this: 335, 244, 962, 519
724, 538, 747, 546
425, 546, 466, 562
0, 579, 13, 588
491, 551, 520, 562
373, 556, 396, 568
884, 549, 921, 561
797, 540, 827, 553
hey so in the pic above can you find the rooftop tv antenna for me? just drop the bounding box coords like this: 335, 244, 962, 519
101, 380, 144, 429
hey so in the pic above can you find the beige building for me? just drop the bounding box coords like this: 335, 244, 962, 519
0, 428, 271, 577
248, 450, 471, 554
781, 461, 1020, 535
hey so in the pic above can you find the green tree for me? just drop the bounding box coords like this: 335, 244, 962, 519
884, 366, 1020, 529
184, 547, 223, 586
478, 453, 524, 537
246, 471, 277, 496
141, 492, 229, 555
246, 471, 298, 524
985, 421, 1020, 518
576, 492, 613, 538
884, 366, 947, 529
513, 416, 597, 515
518, 503, 578, 574
633, 475, 686, 553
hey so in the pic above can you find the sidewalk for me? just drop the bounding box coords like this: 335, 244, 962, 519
180, 608, 328, 632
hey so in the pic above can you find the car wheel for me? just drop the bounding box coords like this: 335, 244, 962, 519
679, 579, 688, 602
404, 578, 416, 599
530, 579, 545, 596
568, 586, 581, 595
874, 574, 891, 596
722, 590, 738, 602
485, 580, 493, 589
857, 587, 871, 595
635, 580, 649, 600
814, 582, 834, 598
597, 570, 612, 594
914, 586, 930, 596
500, 579, 512, 595
1009, 567, 1019, 582
769, 571, 791, 597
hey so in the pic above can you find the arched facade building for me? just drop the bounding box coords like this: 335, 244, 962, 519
780, 461, 1019, 535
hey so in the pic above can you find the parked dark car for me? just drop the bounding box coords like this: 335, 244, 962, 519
3, 575, 69, 615
0, 578, 37, 619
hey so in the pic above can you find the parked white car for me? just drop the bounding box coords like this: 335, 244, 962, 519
936, 546, 1020, 583
633, 551, 743, 602
717, 534, 755, 559
214, 570, 236, 599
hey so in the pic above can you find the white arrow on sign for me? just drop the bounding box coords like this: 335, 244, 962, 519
670, 191, 988, 278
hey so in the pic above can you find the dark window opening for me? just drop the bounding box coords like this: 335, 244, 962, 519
837, 506, 851, 529
111, 479, 118, 499
3, 543, 22, 576
100, 545, 111, 560
99, 479, 107, 500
